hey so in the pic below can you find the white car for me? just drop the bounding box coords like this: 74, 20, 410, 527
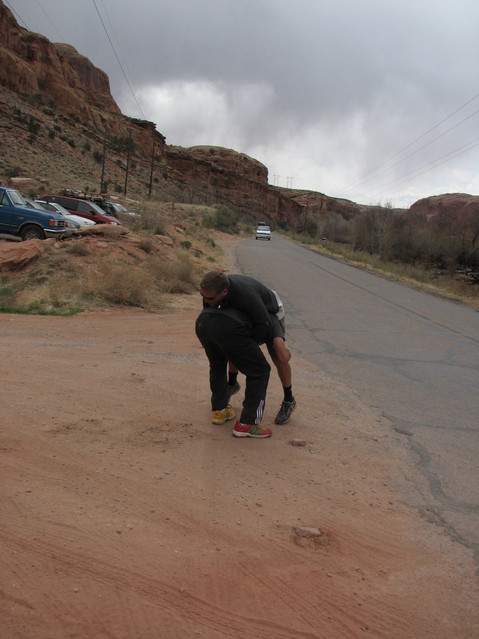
256, 224, 271, 240
35, 200, 96, 228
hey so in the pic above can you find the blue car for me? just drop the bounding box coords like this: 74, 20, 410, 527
0, 187, 68, 241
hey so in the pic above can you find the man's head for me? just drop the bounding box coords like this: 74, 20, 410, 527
200, 270, 229, 306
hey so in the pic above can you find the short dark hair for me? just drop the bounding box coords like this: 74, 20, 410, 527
200, 270, 228, 292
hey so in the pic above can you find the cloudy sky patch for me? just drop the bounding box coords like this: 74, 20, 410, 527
6, 0, 479, 207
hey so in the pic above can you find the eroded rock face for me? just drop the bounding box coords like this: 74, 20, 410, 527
0, 4, 119, 118
409, 193, 479, 229
0, 238, 46, 271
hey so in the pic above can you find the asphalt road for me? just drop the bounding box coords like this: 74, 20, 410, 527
236, 234, 479, 564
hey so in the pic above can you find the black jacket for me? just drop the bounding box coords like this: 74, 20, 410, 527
203, 275, 279, 344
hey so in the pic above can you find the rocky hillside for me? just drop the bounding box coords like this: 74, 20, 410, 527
0, 0, 363, 228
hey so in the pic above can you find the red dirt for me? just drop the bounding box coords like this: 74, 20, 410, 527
1, 247, 478, 638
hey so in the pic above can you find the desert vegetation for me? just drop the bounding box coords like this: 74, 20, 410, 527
0, 203, 248, 315
287, 204, 479, 307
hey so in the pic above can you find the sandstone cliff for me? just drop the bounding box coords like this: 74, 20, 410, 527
409, 193, 479, 225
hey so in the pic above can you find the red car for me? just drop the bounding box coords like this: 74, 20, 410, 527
41, 194, 121, 225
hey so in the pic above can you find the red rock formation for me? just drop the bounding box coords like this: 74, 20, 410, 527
0, 5, 118, 117
409, 193, 479, 241
0, 238, 46, 271
410, 193, 478, 222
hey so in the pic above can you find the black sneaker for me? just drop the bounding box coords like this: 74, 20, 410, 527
275, 398, 296, 424
227, 380, 241, 398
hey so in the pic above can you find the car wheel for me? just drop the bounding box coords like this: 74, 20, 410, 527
21, 225, 45, 241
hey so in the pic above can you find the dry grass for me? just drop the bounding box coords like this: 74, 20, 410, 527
0, 205, 229, 314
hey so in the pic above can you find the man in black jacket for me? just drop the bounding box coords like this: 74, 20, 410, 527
199, 270, 296, 425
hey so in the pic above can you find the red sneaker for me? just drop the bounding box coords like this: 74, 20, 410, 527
232, 421, 272, 438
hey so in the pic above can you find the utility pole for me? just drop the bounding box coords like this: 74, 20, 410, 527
124, 131, 131, 196
148, 137, 155, 200
100, 132, 106, 194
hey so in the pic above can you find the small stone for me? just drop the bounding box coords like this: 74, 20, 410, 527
294, 526, 322, 539
289, 439, 307, 447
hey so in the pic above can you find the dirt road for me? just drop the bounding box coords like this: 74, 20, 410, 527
1, 255, 478, 637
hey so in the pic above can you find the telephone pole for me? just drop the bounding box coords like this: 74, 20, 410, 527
148, 137, 155, 199
124, 131, 131, 196
100, 132, 106, 193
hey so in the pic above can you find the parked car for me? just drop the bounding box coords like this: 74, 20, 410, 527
0, 187, 68, 240
35, 200, 95, 229
256, 224, 271, 240
25, 199, 81, 231
41, 194, 121, 225
93, 199, 139, 218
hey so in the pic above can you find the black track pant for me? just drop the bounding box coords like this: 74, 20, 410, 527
195, 311, 271, 425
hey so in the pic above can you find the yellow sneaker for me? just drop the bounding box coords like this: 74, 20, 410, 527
212, 405, 235, 425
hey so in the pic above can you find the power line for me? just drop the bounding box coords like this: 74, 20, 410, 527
96, 0, 146, 119
34, 0, 63, 41
4, 0, 30, 29
358, 107, 479, 191
372, 136, 479, 196
91, 0, 147, 120
344, 92, 479, 193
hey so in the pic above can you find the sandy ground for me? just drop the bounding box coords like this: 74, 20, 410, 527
1, 242, 479, 639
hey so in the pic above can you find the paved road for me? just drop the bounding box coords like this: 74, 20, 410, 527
236, 234, 479, 563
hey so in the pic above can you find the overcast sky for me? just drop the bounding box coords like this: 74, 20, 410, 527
6, 0, 479, 207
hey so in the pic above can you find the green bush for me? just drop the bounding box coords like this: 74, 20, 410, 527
202, 205, 239, 233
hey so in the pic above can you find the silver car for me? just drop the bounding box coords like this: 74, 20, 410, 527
35, 200, 96, 228
256, 224, 271, 240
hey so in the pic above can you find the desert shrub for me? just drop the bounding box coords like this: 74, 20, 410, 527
0, 281, 18, 310
145, 252, 196, 294
134, 205, 167, 235
137, 238, 154, 253
80, 258, 155, 307
5, 165, 22, 178
65, 242, 90, 257
28, 117, 40, 136
320, 212, 352, 244
202, 205, 239, 233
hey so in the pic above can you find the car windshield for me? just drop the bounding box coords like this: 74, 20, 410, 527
35, 201, 56, 212
113, 203, 128, 212
8, 189, 27, 206
89, 201, 111, 215
52, 204, 72, 216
